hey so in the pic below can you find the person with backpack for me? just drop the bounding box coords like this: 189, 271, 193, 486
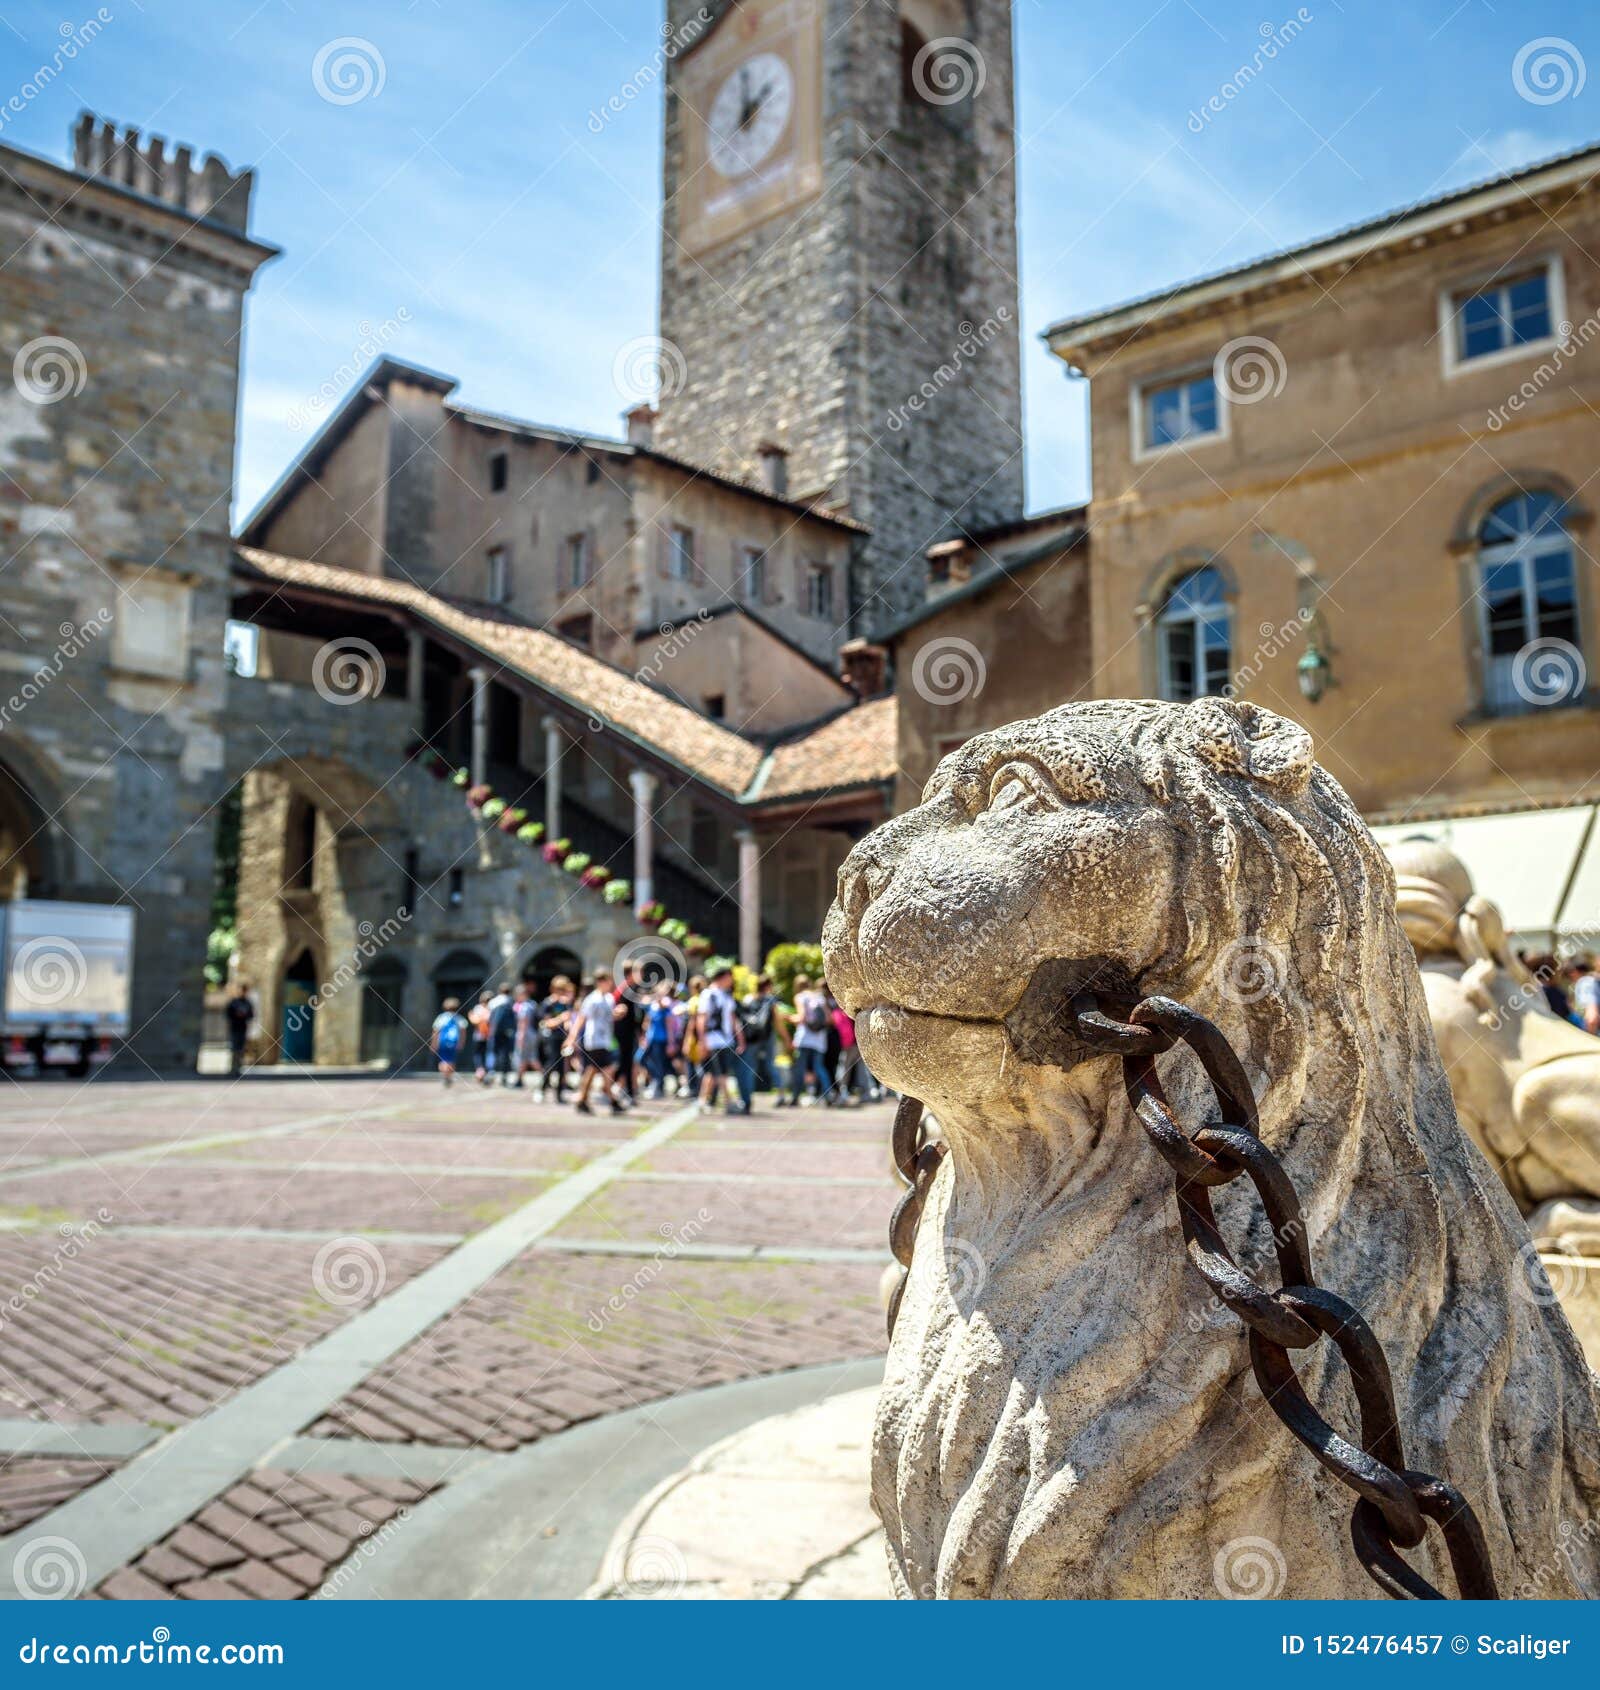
779, 972, 834, 1107
468, 991, 492, 1083
486, 983, 517, 1086
734, 975, 780, 1114
431, 997, 468, 1087
697, 964, 744, 1110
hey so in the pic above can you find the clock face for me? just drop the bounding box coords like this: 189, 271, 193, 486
706, 52, 795, 179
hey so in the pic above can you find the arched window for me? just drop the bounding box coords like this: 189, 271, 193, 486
1478, 491, 1581, 713
1157, 566, 1232, 702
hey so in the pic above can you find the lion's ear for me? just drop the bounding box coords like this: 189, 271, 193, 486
1182, 698, 1315, 795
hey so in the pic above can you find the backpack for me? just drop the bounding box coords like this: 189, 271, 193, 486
803, 995, 829, 1034
738, 995, 773, 1041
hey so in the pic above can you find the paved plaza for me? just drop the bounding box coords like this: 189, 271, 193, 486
0, 1076, 896, 1599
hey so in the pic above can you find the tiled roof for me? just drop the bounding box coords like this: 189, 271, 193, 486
234, 548, 900, 809
235, 548, 764, 798
761, 696, 900, 802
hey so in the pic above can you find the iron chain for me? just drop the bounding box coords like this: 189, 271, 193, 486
882, 989, 1499, 1601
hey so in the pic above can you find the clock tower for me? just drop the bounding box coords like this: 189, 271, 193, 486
656, 0, 1024, 627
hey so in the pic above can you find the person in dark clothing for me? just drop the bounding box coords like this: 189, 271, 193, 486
224, 981, 254, 1076
614, 963, 643, 1101
538, 977, 575, 1102
487, 984, 518, 1086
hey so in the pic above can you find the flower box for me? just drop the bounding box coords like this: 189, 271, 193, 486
637, 901, 666, 929
498, 806, 528, 835
516, 822, 546, 846
542, 838, 572, 864
563, 852, 593, 877
605, 879, 633, 906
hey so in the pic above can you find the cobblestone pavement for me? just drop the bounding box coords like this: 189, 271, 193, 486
0, 1076, 895, 1599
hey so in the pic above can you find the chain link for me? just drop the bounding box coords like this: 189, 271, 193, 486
882, 987, 1500, 1601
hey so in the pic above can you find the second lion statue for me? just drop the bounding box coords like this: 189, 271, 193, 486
823, 697, 1600, 1601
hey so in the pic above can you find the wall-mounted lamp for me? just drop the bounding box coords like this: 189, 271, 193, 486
1297, 640, 1332, 705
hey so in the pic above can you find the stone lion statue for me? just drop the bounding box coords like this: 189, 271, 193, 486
1386, 835, 1600, 1256
823, 698, 1600, 1600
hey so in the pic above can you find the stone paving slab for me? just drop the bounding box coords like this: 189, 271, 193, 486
549, 1175, 895, 1251
0, 1166, 552, 1235
0, 1234, 447, 1428
0, 1454, 123, 1535
0, 1079, 902, 1600
92, 1468, 438, 1601
310, 1253, 885, 1452
638, 1140, 891, 1180
172, 1134, 603, 1173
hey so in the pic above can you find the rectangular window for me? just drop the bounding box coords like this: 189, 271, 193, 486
668, 526, 696, 582
1141, 373, 1220, 451
1454, 268, 1554, 364
486, 545, 511, 605
741, 545, 767, 603
805, 563, 834, 621
223, 619, 259, 678
557, 614, 593, 651
565, 533, 589, 588
704, 693, 726, 721
489, 450, 509, 494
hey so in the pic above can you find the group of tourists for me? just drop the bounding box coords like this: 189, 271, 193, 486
1525, 952, 1600, 1033
428, 965, 880, 1114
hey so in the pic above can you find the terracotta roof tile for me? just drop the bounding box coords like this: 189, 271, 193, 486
760, 696, 900, 802
235, 548, 764, 797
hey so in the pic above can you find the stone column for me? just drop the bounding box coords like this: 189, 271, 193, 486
630, 768, 658, 911
543, 715, 564, 839
469, 667, 490, 788
407, 629, 426, 723
737, 829, 761, 973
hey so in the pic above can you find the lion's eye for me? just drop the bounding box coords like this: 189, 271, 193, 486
985, 762, 1054, 814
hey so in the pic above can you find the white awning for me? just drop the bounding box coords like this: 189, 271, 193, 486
1370, 803, 1600, 945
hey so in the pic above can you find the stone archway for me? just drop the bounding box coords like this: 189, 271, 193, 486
0, 744, 72, 902
235, 754, 405, 1066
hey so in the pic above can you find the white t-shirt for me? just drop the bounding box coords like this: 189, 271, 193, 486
702, 985, 737, 1052
794, 990, 830, 1053
1574, 974, 1600, 1014
578, 989, 618, 1051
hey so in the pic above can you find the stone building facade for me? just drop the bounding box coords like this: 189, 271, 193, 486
0, 115, 275, 1069
656, 0, 1025, 626
1041, 144, 1600, 828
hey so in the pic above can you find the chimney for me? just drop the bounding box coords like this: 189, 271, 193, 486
625, 404, 657, 447
70, 110, 255, 233
840, 639, 889, 698
757, 442, 789, 499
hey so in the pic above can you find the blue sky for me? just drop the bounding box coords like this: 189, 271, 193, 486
3, 0, 1596, 518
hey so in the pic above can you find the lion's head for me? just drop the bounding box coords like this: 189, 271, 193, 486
825, 697, 1431, 1182
823, 698, 1600, 1600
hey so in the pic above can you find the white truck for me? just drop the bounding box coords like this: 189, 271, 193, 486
1, 900, 135, 1077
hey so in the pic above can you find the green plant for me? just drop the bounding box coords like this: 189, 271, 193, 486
562, 851, 592, 876
451, 768, 470, 788
516, 822, 546, 845
604, 879, 632, 905
659, 918, 690, 945
204, 924, 238, 989
481, 798, 507, 822
765, 942, 825, 1005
